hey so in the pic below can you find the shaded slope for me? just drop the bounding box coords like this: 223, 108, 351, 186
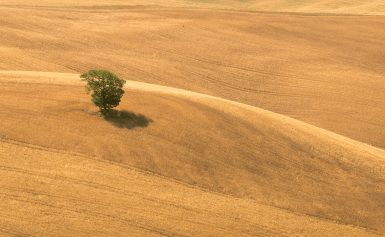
2, 139, 381, 237
1, 71, 384, 233
1, 7, 385, 149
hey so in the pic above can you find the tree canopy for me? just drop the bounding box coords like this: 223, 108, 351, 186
81, 70, 126, 114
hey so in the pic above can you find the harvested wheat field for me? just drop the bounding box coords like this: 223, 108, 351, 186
1, 1, 385, 236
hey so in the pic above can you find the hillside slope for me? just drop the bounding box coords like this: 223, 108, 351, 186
1, 7, 385, 149
2, 139, 381, 237
1, 71, 384, 235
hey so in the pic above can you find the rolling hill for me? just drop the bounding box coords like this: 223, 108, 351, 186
1, 5, 385, 149
1, 1, 385, 236
0, 71, 384, 236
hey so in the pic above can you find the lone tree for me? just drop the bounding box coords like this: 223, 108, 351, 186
81, 70, 126, 114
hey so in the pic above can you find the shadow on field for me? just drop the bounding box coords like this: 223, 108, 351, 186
103, 110, 152, 130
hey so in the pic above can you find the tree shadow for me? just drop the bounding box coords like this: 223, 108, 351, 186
102, 110, 153, 130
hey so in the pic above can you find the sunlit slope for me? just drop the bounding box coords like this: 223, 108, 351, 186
1, 7, 385, 149
1, 0, 385, 15
1, 72, 384, 233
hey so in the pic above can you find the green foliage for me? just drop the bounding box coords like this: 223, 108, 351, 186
81, 70, 126, 114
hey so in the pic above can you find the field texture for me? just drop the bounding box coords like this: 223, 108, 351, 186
0, 1, 385, 236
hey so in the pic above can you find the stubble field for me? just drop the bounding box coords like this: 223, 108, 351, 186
1, 1, 385, 236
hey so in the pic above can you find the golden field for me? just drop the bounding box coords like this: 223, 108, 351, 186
0, 1, 385, 236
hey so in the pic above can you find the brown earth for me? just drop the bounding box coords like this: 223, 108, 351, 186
0, 72, 384, 236
1, 1, 385, 236
2, 0, 385, 14
1, 5, 385, 149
